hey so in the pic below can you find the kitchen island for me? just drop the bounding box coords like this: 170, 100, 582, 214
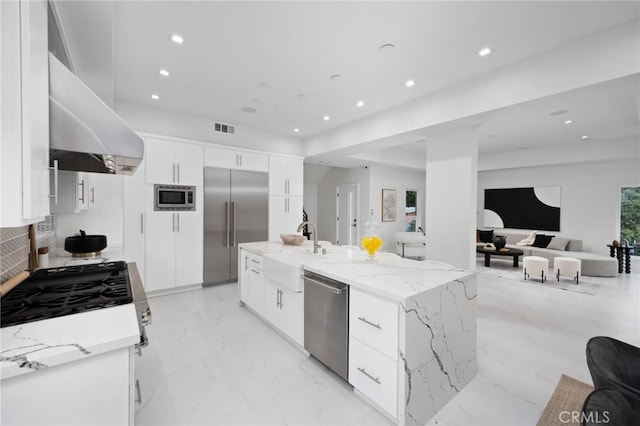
238, 241, 477, 426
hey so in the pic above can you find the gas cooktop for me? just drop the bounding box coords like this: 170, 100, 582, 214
1, 261, 133, 328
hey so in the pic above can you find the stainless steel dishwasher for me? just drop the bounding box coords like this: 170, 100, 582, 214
303, 270, 349, 381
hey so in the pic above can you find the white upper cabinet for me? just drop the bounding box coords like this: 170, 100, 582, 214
145, 138, 203, 186
204, 146, 268, 172
0, 0, 50, 226
268, 156, 303, 196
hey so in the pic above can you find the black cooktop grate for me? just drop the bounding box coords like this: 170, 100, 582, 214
1, 261, 133, 328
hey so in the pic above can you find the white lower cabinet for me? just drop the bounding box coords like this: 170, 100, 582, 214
239, 249, 265, 313
349, 288, 399, 419
263, 279, 304, 346
145, 209, 203, 292
348, 337, 398, 418
0, 347, 134, 425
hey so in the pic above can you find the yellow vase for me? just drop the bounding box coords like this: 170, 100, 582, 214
361, 235, 383, 258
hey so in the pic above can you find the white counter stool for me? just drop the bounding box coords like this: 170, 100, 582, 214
523, 256, 549, 283
554, 257, 581, 284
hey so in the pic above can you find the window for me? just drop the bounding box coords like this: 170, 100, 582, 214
620, 186, 640, 256
405, 190, 417, 232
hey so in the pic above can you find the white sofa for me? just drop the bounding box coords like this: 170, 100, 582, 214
499, 233, 617, 277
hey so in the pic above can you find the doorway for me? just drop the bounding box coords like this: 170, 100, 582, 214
336, 184, 359, 246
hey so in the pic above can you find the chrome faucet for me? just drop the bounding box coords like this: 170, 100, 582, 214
297, 221, 320, 253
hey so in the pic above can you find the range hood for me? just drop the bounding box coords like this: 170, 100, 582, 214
49, 53, 143, 175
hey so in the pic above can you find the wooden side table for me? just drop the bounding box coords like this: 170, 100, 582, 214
607, 245, 631, 273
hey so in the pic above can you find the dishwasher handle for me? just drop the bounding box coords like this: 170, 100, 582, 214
303, 275, 346, 295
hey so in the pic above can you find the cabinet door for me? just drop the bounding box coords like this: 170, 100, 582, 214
20, 0, 50, 222
268, 156, 289, 195
263, 279, 280, 327
144, 212, 176, 291
247, 265, 265, 315
239, 249, 250, 303
75, 172, 90, 211
286, 196, 304, 230
175, 143, 203, 185
279, 288, 304, 346
175, 210, 203, 287
204, 146, 238, 169
123, 154, 148, 280
145, 138, 176, 184
238, 152, 268, 172
268, 195, 287, 241
286, 158, 304, 196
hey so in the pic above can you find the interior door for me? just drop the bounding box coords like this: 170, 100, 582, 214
230, 169, 268, 282
203, 167, 231, 285
336, 184, 359, 246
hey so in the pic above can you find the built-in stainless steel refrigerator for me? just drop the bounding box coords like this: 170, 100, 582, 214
203, 167, 268, 285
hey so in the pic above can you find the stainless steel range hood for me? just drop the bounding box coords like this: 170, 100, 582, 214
49, 53, 143, 175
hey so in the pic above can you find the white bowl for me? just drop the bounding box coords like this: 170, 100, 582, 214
280, 234, 306, 245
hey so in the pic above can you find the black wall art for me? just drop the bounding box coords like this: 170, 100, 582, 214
483, 186, 561, 231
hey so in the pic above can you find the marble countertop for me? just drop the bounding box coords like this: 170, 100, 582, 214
241, 241, 473, 303
1, 304, 139, 380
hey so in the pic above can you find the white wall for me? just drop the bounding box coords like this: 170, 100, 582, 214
478, 159, 640, 255
368, 164, 425, 252
316, 166, 370, 243
115, 101, 303, 157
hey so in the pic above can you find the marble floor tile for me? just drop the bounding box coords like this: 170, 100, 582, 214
136, 258, 639, 426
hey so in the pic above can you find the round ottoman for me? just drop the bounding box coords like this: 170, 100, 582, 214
523, 256, 549, 283
554, 256, 581, 284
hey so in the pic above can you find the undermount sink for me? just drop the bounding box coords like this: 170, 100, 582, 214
262, 250, 322, 292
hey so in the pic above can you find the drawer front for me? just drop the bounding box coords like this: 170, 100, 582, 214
349, 337, 398, 419
245, 251, 263, 270
349, 288, 398, 360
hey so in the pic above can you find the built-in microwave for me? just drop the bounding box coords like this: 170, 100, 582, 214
154, 184, 195, 211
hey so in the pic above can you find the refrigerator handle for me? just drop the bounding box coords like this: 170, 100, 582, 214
231, 201, 237, 247
225, 202, 230, 247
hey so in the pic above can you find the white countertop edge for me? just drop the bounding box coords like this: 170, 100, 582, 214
1, 304, 139, 380
303, 263, 474, 303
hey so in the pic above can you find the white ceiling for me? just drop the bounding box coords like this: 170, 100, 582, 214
57, 1, 640, 168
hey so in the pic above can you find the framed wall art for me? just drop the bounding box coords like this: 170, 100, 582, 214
483, 186, 561, 231
382, 189, 397, 222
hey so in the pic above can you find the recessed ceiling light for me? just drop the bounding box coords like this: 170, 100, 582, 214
564, 120, 573, 124
581, 135, 589, 139
379, 43, 395, 52
159, 69, 170, 77
170, 34, 184, 44
549, 109, 568, 116
150, 94, 160, 100
330, 74, 342, 81
405, 80, 416, 87
323, 115, 330, 121
293, 128, 300, 133
478, 47, 492, 57
356, 101, 364, 108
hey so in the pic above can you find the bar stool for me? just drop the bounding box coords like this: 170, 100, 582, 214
554, 256, 581, 284
523, 256, 549, 283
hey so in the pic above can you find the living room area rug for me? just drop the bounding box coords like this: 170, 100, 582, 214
476, 260, 604, 295
537, 374, 594, 426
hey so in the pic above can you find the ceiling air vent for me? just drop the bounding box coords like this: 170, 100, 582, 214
214, 122, 235, 134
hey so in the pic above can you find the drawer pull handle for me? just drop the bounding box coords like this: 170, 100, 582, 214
250, 268, 260, 275
358, 316, 382, 329
357, 367, 381, 384
250, 259, 260, 264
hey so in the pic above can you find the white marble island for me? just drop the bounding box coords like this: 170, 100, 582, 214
238, 242, 477, 426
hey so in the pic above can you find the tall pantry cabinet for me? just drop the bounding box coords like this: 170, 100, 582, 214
123, 137, 203, 293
